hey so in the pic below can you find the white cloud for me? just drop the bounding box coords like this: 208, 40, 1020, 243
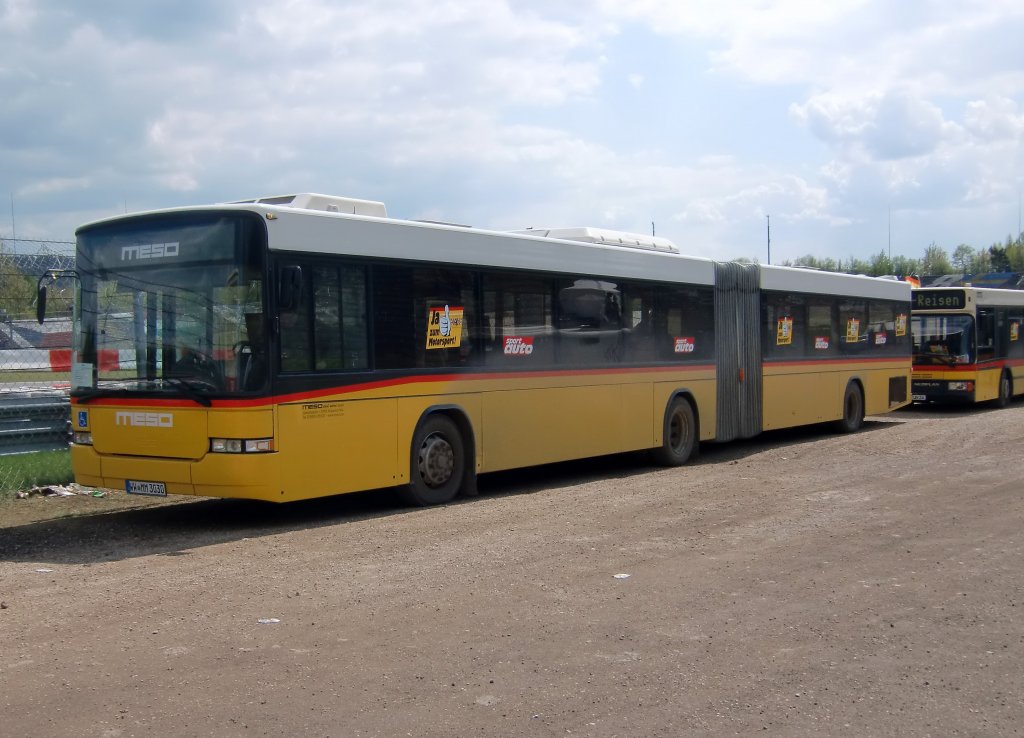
792, 89, 959, 161
1, 0, 1023, 261
964, 97, 1024, 142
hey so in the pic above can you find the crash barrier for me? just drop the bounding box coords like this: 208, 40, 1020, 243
0, 393, 71, 456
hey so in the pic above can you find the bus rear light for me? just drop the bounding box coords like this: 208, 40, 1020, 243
73, 432, 93, 445
210, 437, 274, 454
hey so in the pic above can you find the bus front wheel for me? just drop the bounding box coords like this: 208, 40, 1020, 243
652, 396, 697, 466
401, 414, 465, 506
833, 382, 864, 433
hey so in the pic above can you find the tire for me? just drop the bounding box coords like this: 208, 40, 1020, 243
833, 382, 864, 433
651, 396, 697, 466
399, 414, 465, 506
994, 371, 1012, 408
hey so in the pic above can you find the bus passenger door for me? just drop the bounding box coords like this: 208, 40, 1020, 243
713, 262, 762, 441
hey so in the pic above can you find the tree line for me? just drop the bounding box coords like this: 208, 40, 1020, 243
0, 242, 39, 322
780, 232, 1024, 278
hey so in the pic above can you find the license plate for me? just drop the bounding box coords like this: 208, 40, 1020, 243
912, 394, 926, 401
126, 480, 167, 497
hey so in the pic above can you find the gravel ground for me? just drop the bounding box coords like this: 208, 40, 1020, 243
1, 404, 1022, 737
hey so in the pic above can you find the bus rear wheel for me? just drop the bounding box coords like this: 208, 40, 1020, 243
995, 371, 1012, 408
833, 382, 864, 433
400, 414, 465, 506
652, 396, 697, 466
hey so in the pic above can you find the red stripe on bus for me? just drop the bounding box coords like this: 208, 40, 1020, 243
913, 358, 1024, 373
72, 364, 716, 409
71, 355, 907, 410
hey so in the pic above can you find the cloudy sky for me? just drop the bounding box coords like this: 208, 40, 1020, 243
2, 0, 1023, 264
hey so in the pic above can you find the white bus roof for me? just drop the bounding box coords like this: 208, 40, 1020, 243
260, 202, 716, 285
915, 285, 1024, 308
76, 193, 911, 300
507, 227, 679, 254
762, 264, 910, 301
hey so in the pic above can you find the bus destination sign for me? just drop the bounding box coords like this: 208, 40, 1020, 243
913, 289, 966, 310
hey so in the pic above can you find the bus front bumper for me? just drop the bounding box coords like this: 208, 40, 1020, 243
911, 379, 975, 404
70, 444, 283, 502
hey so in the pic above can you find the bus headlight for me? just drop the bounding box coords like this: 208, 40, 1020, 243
244, 438, 274, 453
73, 432, 93, 445
210, 437, 274, 454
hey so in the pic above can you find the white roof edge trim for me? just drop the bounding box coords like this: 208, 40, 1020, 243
914, 286, 1024, 307
761, 264, 911, 300
508, 227, 679, 254
265, 212, 717, 286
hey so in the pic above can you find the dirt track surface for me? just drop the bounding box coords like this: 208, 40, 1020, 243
2, 405, 1023, 737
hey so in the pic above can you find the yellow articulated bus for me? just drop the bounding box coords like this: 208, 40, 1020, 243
42, 193, 911, 505
911, 286, 1024, 406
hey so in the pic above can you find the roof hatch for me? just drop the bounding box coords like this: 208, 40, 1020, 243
230, 193, 387, 217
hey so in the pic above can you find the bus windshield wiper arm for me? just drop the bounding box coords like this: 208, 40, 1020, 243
914, 353, 956, 366
73, 387, 122, 404
163, 377, 214, 407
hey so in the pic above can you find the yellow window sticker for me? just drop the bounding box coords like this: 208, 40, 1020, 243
776, 316, 793, 345
846, 318, 860, 342
1012, 322, 1020, 341
426, 304, 464, 350
895, 313, 907, 337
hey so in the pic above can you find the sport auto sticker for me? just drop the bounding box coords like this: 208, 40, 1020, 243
426, 304, 464, 350
673, 337, 695, 353
503, 336, 534, 355
776, 316, 793, 346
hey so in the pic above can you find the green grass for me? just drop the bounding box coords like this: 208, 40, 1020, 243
0, 371, 71, 384
0, 449, 74, 495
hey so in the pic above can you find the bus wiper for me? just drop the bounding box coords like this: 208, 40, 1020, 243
73, 380, 142, 404
163, 377, 214, 407
914, 352, 956, 367
74, 387, 123, 404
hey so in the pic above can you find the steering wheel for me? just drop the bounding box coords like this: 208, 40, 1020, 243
170, 348, 224, 388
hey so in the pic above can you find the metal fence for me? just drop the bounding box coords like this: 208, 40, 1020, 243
0, 237, 75, 491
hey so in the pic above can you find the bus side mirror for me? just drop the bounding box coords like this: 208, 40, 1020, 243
278, 265, 303, 310
36, 269, 79, 324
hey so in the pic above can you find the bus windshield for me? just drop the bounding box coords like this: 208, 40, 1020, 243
73, 213, 267, 399
911, 314, 974, 365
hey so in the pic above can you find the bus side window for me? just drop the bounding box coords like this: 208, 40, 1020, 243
807, 301, 837, 357
838, 300, 867, 354
483, 275, 555, 366
657, 286, 714, 361
977, 308, 996, 361
279, 265, 313, 373
623, 290, 658, 362
557, 279, 624, 365
373, 264, 416, 369
762, 292, 806, 358
412, 267, 478, 369
312, 264, 369, 371
1007, 312, 1024, 359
